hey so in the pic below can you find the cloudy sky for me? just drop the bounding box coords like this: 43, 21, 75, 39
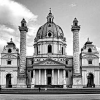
0, 0, 100, 57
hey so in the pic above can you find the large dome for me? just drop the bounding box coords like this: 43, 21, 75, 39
34, 10, 66, 42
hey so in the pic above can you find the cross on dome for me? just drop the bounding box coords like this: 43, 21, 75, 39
87, 38, 90, 42
10, 38, 12, 42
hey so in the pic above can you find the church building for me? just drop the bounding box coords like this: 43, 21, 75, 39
0, 10, 100, 88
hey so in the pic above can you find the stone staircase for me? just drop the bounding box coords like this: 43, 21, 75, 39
1, 88, 100, 94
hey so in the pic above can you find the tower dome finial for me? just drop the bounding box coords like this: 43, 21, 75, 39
49, 8, 51, 13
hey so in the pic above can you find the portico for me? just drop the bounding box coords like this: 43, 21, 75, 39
31, 68, 67, 88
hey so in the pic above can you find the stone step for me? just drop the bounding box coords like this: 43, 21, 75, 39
0, 88, 100, 94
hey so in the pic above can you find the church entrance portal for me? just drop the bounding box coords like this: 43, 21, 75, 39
47, 69, 52, 85
6, 74, 12, 88
47, 77, 51, 85
87, 73, 95, 88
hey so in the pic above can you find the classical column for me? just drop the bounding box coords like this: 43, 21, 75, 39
52, 69, 54, 85
39, 69, 41, 85
17, 18, 28, 88
71, 18, 82, 88
33, 70, 35, 84
45, 69, 46, 85
63, 69, 66, 88
58, 69, 59, 85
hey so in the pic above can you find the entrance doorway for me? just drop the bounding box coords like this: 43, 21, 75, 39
87, 73, 95, 87
6, 74, 12, 88
47, 77, 51, 85
47, 69, 52, 85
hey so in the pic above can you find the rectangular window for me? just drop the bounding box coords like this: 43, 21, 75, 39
7, 61, 11, 65
88, 60, 92, 64
66, 71, 68, 78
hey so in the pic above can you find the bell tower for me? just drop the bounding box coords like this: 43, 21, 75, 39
71, 18, 82, 88
17, 18, 28, 87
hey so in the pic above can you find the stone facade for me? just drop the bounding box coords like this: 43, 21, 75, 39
81, 38, 100, 87
0, 39, 19, 88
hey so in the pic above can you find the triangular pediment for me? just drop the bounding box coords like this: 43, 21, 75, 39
33, 58, 66, 66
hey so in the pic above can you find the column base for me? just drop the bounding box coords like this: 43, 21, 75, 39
72, 75, 83, 88
63, 84, 67, 88
17, 74, 27, 88
31, 84, 35, 88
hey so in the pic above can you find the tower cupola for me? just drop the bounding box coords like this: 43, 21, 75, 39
71, 18, 80, 31
19, 18, 28, 32
21, 18, 26, 27
73, 18, 78, 26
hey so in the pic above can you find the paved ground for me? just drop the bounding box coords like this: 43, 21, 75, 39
0, 94, 100, 100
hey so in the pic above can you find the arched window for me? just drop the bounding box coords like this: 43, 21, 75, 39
48, 45, 52, 53
49, 18, 51, 23
48, 32, 52, 37
62, 47, 63, 55
75, 22, 77, 26
88, 48, 92, 52
66, 71, 68, 78
8, 49, 12, 53
37, 46, 38, 54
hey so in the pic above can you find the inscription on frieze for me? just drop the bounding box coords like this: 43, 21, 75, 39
41, 61, 59, 65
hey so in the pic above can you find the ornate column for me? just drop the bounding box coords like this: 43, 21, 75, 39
58, 69, 59, 85
39, 69, 41, 85
52, 69, 54, 85
63, 69, 66, 88
45, 69, 46, 85
71, 18, 82, 88
17, 18, 28, 88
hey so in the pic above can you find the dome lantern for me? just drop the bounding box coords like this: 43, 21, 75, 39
47, 8, 54, 23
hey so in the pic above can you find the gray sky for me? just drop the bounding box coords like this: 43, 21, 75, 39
0, 0, 100, 56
